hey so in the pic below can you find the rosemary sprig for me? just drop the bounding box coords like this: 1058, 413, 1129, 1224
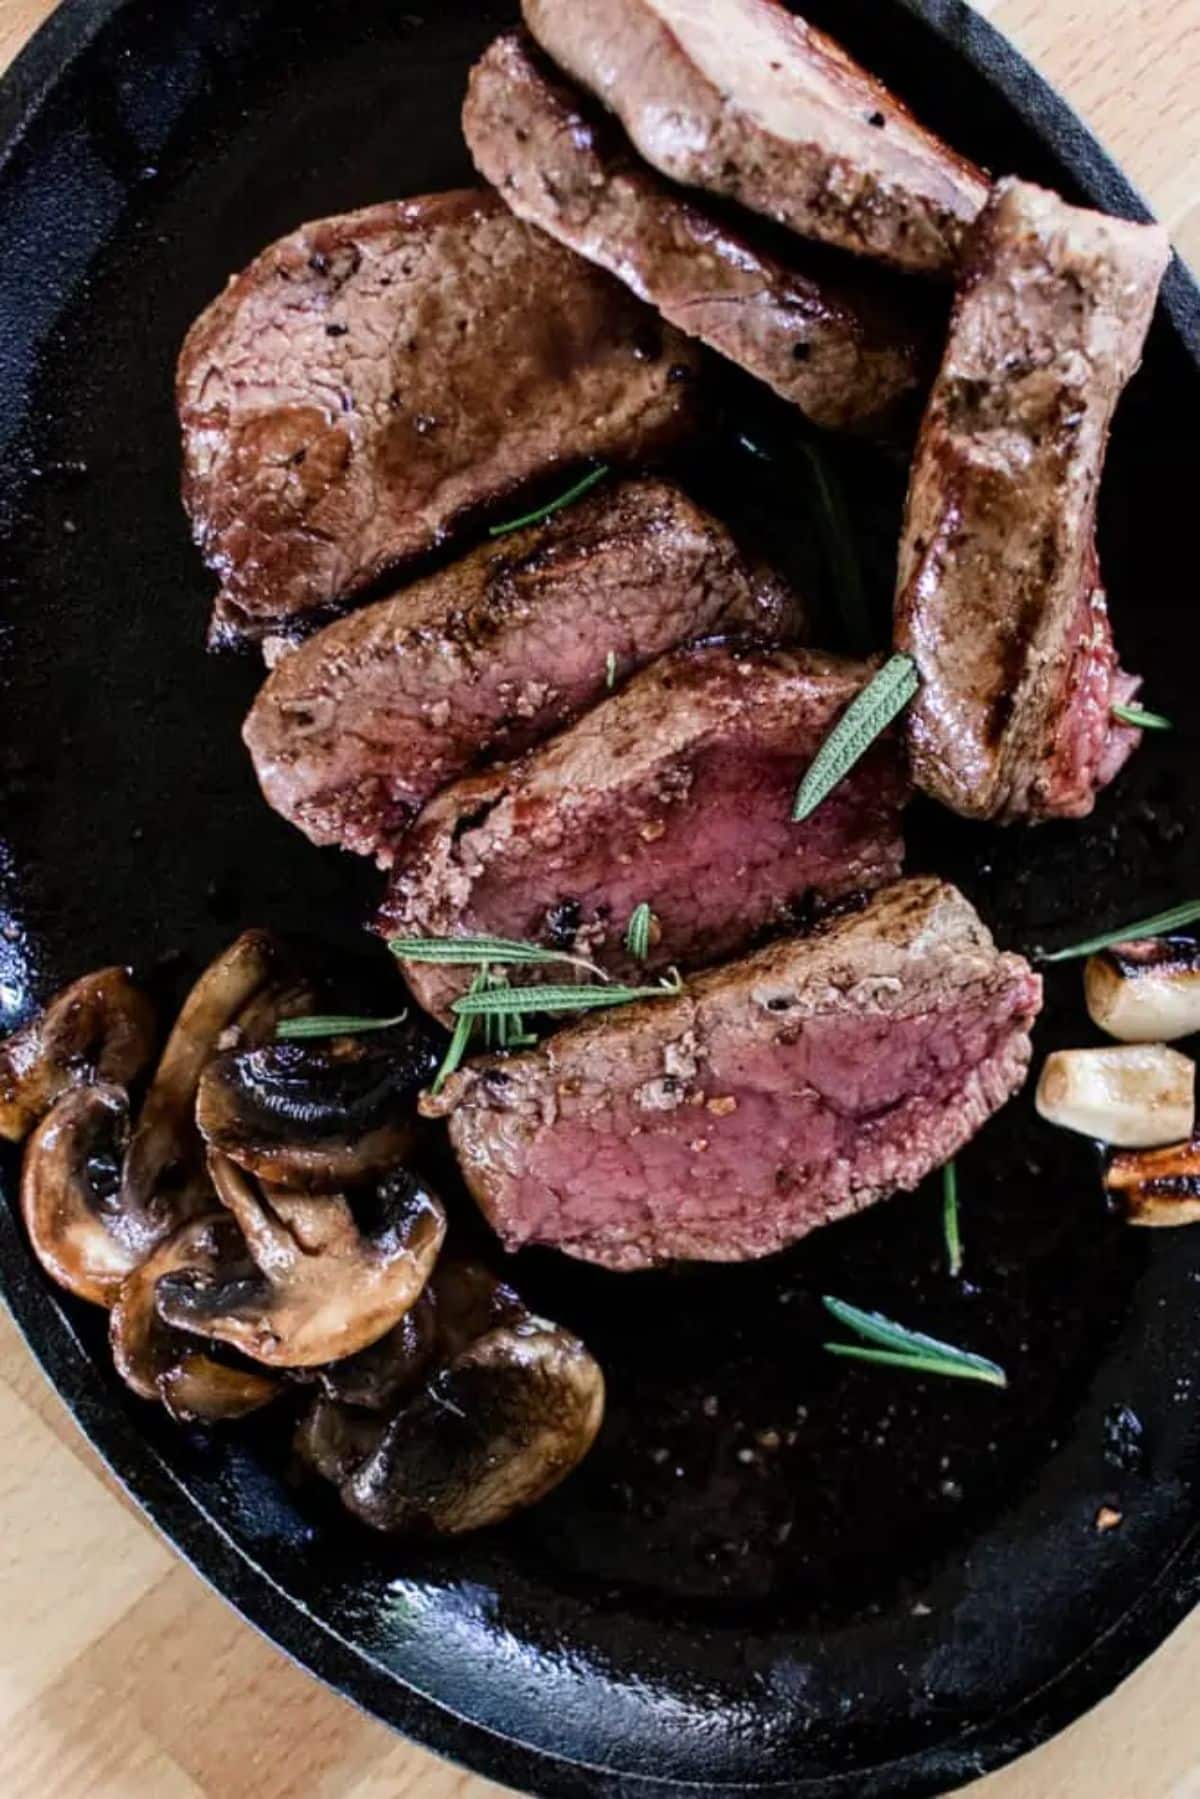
606, 649, 618, 690
429, 970, 488, 1095
796, 438, 874, 658
624, 902, 655, 961
488, 465, 609, 538
1039, 900, 1200, 963
792, 654, 918, 822
452, 971, 683, 1019
276, 1012, 407, 1041
823, 1296, 1007, 1388
390, 934, 607, 979
942, 1161, 963, 1278
1112, 701, 1172, 732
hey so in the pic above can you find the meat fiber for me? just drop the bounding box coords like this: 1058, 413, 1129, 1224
381, 643, 908, 1022
243, 478, 804, 861
424, 877, 1041, 1270
521, 0, 989, 275
464, 32, 931, 433
895, 179, 1170, 822
177, 190, 702, 645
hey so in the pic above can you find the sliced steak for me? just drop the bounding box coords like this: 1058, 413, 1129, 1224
895, 180, 1170, 822
424, 877, 1041, 1270
521, 0, 989, 275
381, 643, 908, 1022
245, 477, 803, 861
464, 32, 931, 432
178, 190, 702, 645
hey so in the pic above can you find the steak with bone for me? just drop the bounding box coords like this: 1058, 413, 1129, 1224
895, 179, 1170, 822
464, 31, 931, 432
521, 0, 989, 275
424, 877, 1041, 1270
244, 477, 804, 862
381, 643, 908, 1022
177, 190, 702, 645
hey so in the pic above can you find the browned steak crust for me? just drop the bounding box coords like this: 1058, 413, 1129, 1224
244, 477, 805, 861
425, 878, 1041, 1270
177, 190, 702, 644
896, 179, 1170, 822
521, 0, 989, 274
464, 32, 932, 432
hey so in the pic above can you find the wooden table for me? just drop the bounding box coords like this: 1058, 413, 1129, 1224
2, 0, 1199, 1792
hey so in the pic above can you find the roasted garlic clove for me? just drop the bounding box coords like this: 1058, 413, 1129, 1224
1036, 1044, 1195, 1147
1106, 1136, 1200, 1226
1085, 938, 1200, 1044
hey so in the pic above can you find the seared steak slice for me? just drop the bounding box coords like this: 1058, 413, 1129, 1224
521, 0, 989, 275
178, 190, 702, 645
425, 878, 1041, 1270
464, 32, 931, 432
381, 643, 908, 1022
895, 180, 1170, 822
245, 477, 803, 861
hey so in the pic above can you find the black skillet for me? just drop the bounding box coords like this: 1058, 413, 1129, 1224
2, 2, 1200, 1793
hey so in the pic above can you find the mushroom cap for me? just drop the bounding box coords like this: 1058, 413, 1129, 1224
343, 1318, 605, 1535
430, 1257, 526, 1362
110, 1212, 280, 1420
20, 1083, 151, 1306
155, 1158, 447, 1368
120, 930, 313, 1225
294, 1394, 385, 1486
311, 1287, 437, 1410
195, 1026, 436, 1193
0, 967, 156, 1144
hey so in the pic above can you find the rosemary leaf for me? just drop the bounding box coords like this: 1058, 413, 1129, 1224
277, 1012, 407, 1041
453, 972, 682, 1019
942, 1161, 963, 1278
624, 902, 655, 961
792, 654, 918, 822
1039, 900, 1200, 963
822, 1296, 1006, 1386
796, 438, 874, 657
825, 1344, 1007, 1387
430, 970, 487, 1095
390, 934, 607, 979
488, 465, 609, 539
606, 649, 618, 690
1111, 701, 1172, 732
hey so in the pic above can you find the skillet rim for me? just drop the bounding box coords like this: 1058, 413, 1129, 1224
0, 0, 1198, 1792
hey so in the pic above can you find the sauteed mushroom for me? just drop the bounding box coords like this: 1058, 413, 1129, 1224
196, 1025, 437, 1193
110, 1214, 280, 1421
20, 1084, 148, 1306
311, 1288, 437, 1409
120, 931, 312, 1228
294, 1395, 384, 1485
343, 1318, 605, 1535
0, 968, 156, 1143
155, 1154, 446, 1367
429, 1256, 525, 1360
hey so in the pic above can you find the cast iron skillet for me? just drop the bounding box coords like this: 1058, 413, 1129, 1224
2, 2, 1199, 1793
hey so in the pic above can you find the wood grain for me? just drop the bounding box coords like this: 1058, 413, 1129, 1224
1, 0, 1198, 1792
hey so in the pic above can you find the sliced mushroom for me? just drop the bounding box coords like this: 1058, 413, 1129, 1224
0, 968, 155, 1143
1036, 1044, 1195, 1147
195, 1025, 437, 1193
1085, 938, 1200, 1044
342, 1319, 605, 1535
311, 1288, 437, 1410
110, 1213, 280, 1420
20, 1084, 149, 1305
155, 1154, 446, 1368
120, 931, 310, 1226
1106, 1136, 1200, 1226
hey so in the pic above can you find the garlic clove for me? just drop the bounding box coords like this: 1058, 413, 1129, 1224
1036, 1044, 1195, 1147
1085, 937, 1200, 1044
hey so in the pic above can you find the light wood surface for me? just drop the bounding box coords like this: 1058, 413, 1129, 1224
1, 0, 1199, 1793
